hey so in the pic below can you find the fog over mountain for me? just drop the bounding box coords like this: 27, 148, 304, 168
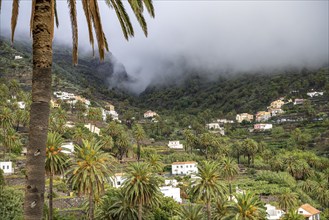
0, 1, 328, 94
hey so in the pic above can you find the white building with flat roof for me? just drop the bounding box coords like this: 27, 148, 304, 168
168, 141, 184, 149
0, 161, 14, 174
111, 173, 126, 188
61, 142, 74, 154
160, 186, 182, 203
265, 204, 285, 220
172, 161, 198, 175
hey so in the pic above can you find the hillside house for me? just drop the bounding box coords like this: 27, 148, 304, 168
144, 110, 158, 118
265, 204, 285, 220
0, 161, 14, 174
254, 124, 273, 131
307, 91, 324, 97
14, 55, 23, 60
112, 173, 126, 188
61, 142, 74, 154
53, 91, 75, 100
50, 99, 60, 108
172, 161, 198, 175
298, 204, 321, 220
217, 119, 234, 124
105, 103, 115, 111
102, 108, 119, 121
17, 101, 26, 109
160, 186, 182, 203
168, 141, 184, 149
255, 111, 271, 122
206, 123, 221, 130
236, 113, 254, 123
84, 123, 100, 135
74, 95, 91, 106
294, 99, 305, 105
269, 108, 284, 116
269, 100, 285, 109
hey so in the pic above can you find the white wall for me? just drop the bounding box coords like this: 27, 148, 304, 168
172, 163, 198, 175
0, 161, 14, 174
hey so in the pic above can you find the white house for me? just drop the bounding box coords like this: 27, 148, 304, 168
206, 123, 221, 130
254, 124, 273, 131
112, 173, 126, 188
265, 204, 285, 220
307, 91, 324, 97
168, 141, 184, 149
217, 119, 234, 124
53, 91, 75, 100
84, 123, 100, 135
298, 204, 321, 220
294, 99, 305, 105
255, 111, 271, 122
172, 161, 198, 175
17, 101, 26, 109
269, 108, 284, 117
14, 55, 23, 60
144, 110, 157, 118
0, 161, 14, 174
61, 142, 74, 154
160, 186, 182, 203
102, 108, 119, 122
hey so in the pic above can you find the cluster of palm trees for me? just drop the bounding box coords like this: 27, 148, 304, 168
0, 80, 30, 159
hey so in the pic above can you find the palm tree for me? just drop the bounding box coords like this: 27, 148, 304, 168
146, 154, 164, 173
177, 203, 204, 220
122, 162, 161, 220
281, 209, 304, 220
189, 161, 226, 220
277, 188, 298, 212
2, 1, 155, 218
242, 138, 258, 166
97, 189, 138, 220
219, 157, 238, 201
45, 132, 68, 220
67, 139, 113, 220
3, 128, 22, 158
212, 195, 230, 220
133, 124, 146, 161
225, 191, 266, 220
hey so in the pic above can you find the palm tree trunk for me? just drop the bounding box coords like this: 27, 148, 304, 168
89, 186, 94, 220
138, 202, 142, 220
49, 172, 53, 220
24, 1, 53, 219
137, 143, 141, 162
206, 200, 211, 220
229, 181, 233, 201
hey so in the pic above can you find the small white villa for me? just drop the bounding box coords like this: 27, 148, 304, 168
17, 101, 26, 109
172, 161, 198, 175
254, 124, 273, 131
206, 123, 221, 130
265, 204, 285, 220
307, 91, 324, 97
0, 161, 14, 174
217, 119, 234, 124
168, 141, 184, 149
84, 123, 100, 135
298, 204, 321, 220
144, 110, 157, 118
160, 186, 182, 203
61, 142, 74, 154
14, 55, 23, 60
112, 173, 126, 188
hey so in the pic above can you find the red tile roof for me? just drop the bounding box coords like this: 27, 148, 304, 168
300, 204, 321, 215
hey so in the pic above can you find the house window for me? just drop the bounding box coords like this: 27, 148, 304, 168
299, 211, 303, 214
181, 171, 183, 174
176, 166, 179, 168
190, 165, 192, 168
117, 181, 121, 186
2, 166, 4, 169
186, 165, 188, 168
7, 165, 9, 169
181, 166, 183, 168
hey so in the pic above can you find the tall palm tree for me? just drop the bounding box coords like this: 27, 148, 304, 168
146, 154, 164, 173
212, 195, 230, 220
177, 203, 204, 220
277, 188, 298, 212
133, 124, 146, 161
3, 128, 22, 158
225, 191, 266, 220
45, 132, 68, 220
2, 1, 154, 218
67, 139, 114, 220
189, 161, 226, 220
122, 162, 161, 220
219, 157, 238, 201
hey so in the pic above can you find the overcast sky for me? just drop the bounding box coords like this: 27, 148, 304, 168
1, 0, 328, 93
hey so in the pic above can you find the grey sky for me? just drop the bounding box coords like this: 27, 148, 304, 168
1, 0, 328, 93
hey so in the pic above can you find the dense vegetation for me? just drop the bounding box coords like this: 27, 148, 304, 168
1, 38, 329, 219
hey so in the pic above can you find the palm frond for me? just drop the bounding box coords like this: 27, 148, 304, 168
82, 0, 95, 56
128, 0, 148, 36
29, 0, 35, 37
90, 0, 106, 60
11, 0, 20, 44
54, 0, 59, 27
68, 0, 78, 65
142, 0, 155, 17
107, 0, 134, 40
